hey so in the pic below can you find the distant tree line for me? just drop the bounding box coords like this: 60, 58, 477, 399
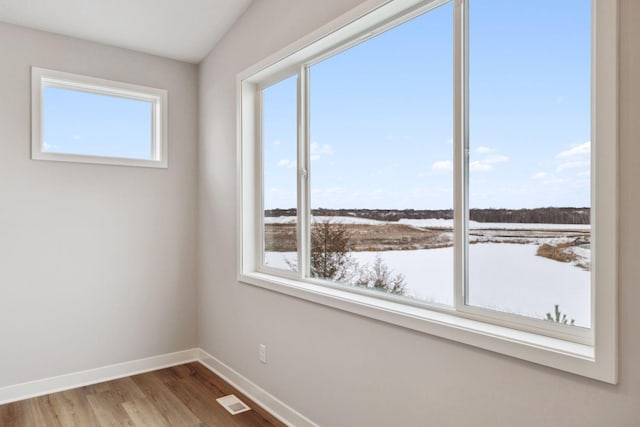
469, 207, 589, 224
265, 207, 590, 225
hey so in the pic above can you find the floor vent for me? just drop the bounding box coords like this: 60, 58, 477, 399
216, 394, 251, 415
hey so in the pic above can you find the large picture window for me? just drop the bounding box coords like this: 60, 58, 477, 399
239, 0, 617, 382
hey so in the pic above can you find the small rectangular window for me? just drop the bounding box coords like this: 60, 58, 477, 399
31, 67, 168, 168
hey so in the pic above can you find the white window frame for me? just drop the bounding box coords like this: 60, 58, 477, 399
31, 67, 168, 168
238, 0, 618, 383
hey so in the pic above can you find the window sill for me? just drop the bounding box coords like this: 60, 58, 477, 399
239, 271, 614, 383
31, 151, 168, 169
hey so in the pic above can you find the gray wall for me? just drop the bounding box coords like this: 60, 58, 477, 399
198, 0, 640, 425
0, 23, 199, 387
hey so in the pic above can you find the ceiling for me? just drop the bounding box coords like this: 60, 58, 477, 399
0, 0, 253, 63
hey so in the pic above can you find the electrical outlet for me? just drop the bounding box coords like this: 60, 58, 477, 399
259, 344, 267, 364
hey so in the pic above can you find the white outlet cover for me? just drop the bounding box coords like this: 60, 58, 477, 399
259, 344, 267, 363
216, 394, 251, 415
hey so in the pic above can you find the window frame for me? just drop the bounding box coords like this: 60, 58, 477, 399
31, 67, 168, 168
238, 0, 618, 383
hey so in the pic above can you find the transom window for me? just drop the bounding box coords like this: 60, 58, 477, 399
239, 0, 617, 382
31, 67, 168, 168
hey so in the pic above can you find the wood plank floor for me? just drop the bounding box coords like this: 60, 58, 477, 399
0, 362, 286, 427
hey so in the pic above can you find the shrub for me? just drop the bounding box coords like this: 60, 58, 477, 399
356, 255, 407, 295
545, 304, 575, 325
536, 243, 577, 263
288, 218, 408, 296
309, 218, 358, 282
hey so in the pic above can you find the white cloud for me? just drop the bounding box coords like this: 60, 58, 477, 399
557, 160, 590, 172
533, 172, 551, 180
577, 170, 591, 177
470, 161, 493, 172
277, 159, 296, 168
532, 171, 565, 185
72, 134, 81, 141
431, 154, 508, 173
483, 155, 508, 164
432, 160, 453, 172
554, 142, 590, 171
556, 141, 590, 159
310, 141, 333, 161
475, 146, 494, 154
43, 141, 58, 150
273, 140, 282, 145
470, 155, 508, 172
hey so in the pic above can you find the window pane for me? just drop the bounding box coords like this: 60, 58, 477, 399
309, 2, 454, 305
262, 75, 298, 270
467, 0, 591, 327
43, 86, 153, 159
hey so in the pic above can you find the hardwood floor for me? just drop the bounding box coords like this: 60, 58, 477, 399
0, 363, 286, 427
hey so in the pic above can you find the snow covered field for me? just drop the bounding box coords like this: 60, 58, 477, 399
265, 215, 384, 225
264, 243, 591, 327
264, 215, 590, 231
398, 218, 590, 231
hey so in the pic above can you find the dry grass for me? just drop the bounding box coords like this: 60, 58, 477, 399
265, 221, 591, 272
264, 223, 450, 252
536, 243, 578, 263
469, 239, 530, 245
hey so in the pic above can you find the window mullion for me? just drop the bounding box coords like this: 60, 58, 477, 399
256, 88, 265, 272
453, 0, 468, 310
297, 65, 311, 279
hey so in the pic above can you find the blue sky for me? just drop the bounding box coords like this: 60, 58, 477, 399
263, 0, 592, 210
43, 87, 153, 160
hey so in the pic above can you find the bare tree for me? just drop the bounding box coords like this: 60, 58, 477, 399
310, 218, 357, 282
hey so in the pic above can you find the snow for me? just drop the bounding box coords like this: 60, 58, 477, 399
398, 218, 590, 231
265, 215, 590, 230
264, 243, 591, 327
466, 244, 590, 327
311, 216, 385, 225
264, 216, 297, 224
264, 216, 385, 225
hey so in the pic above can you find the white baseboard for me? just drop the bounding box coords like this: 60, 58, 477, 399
0, 347, 316, 427
198, 348, 318, 427
0, 348, 200, 405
